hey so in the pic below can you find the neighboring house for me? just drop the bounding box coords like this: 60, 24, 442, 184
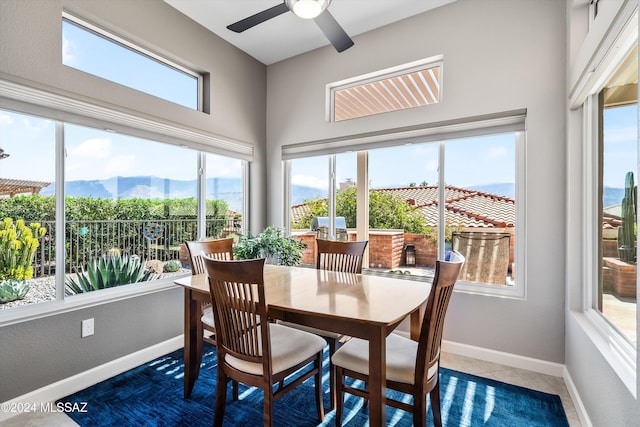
291, 185, 515, 229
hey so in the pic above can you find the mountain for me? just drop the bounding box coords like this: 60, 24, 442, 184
42, 176, 321, 212
603, 186, 625, 208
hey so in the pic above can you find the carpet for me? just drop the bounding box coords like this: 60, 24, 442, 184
59, 343, 569, 426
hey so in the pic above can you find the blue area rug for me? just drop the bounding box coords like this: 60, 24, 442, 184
59, 343, 569, 426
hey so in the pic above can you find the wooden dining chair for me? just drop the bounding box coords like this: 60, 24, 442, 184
280, 238, 368, 409
204, 257, 326, 427
185, 238, 234, 347
331, 251, 465, 427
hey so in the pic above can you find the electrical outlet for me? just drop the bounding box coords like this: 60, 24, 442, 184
81, 318, 94, 337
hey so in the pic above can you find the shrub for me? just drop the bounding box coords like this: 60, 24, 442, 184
65, 254, 159, 295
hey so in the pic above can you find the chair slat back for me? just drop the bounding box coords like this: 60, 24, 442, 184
416, 251, 465, 383
316, 239, 368, 274
186, 238, 234, 275
204, 258, 268, 365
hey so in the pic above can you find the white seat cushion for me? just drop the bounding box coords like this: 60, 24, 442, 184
331, 333, 438, 385
225, 323, 326, 376
201, 306, 215, 328
278, 320, 342, 340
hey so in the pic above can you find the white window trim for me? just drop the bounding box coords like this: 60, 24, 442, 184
572, 5, 638, 395
0, 275, 184, 327
0, 80, 250, 326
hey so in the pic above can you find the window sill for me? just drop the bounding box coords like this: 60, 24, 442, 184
573, 309, 637, 397
0, 273, 189, 327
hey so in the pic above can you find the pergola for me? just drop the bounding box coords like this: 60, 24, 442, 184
0, 178, 51, 197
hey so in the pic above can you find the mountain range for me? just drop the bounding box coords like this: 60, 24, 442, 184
41, 177, 626, 211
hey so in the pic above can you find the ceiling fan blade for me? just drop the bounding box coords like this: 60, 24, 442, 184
313, 10, 354, 53
227, 2, 289, 33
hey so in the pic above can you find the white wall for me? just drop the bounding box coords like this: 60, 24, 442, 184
266, 0, 567, 363
565, 0, 640, 425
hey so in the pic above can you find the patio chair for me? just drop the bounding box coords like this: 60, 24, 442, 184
280, 238, 368, 409
451, 231, 510, 285
331, 251, 465, 427
204, 257, 325, 427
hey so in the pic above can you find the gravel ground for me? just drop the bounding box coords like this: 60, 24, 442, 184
0, 269, 190, 310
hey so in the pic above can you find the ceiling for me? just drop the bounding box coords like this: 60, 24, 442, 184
163, 0, 455, 65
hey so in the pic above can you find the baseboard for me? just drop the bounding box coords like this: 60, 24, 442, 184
563, 366, 593, 427
441, 340, 565, 377
0, 335, 183, 422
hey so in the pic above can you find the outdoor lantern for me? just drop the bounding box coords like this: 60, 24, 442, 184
405, 244, 416, 266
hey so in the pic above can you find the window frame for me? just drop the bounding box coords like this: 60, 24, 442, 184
283, 115, 526, 299
326, 55, 443, 123
570, 5, 638, 395
0, 80, 250, 327
62, 12, 203, 112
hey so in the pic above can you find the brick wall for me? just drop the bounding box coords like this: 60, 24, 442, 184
368, 230, 404, 269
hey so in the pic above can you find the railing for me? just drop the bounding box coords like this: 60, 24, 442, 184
33, 218, 241, 277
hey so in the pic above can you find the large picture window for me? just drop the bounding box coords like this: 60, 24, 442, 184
0, 105, 246, 315
286, 121, 523, 297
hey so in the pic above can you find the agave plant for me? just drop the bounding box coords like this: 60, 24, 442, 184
0, 279, 30, 303
65, 254, 159, 295
163, 260, 181, 273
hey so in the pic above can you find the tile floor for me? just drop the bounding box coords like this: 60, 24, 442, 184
2, 352, 580, 427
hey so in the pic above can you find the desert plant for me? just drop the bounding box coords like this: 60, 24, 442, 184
0, 279, 31, 303
0, 218, 46, 281
163, 260, 181, 272
618, 171, 637, 263
65, 254, 158, 295
234, 226, 306, 266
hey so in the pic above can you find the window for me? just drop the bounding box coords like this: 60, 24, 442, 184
285, 116, 524, 298
0, 110, 56, 309
327, 57, 442, 122
0, 101, 247, 317
63, 124, 198, 297
62, 14, 200, 110
574, 9, 637, 391
204, 153, 245, 239
596, 48, 637, 348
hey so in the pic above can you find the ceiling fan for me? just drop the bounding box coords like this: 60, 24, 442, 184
227, 0, 354, 53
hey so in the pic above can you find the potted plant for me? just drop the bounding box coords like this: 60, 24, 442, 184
234, 226, 306, 266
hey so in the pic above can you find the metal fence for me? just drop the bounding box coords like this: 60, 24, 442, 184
33, 218, 241, 277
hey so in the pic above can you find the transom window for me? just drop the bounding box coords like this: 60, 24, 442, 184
62, 13, 201, 110
327, 57, 442, 122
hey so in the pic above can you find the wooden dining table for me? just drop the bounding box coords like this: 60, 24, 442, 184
174, 264, 430, 427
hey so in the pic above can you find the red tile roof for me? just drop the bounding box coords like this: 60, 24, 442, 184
292, 185, 515, 228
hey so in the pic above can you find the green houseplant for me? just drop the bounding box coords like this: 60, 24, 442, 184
233, 226, 306, 266
0, 218, 47, 303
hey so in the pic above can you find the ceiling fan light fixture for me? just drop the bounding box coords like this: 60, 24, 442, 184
285, 0, 331, 19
